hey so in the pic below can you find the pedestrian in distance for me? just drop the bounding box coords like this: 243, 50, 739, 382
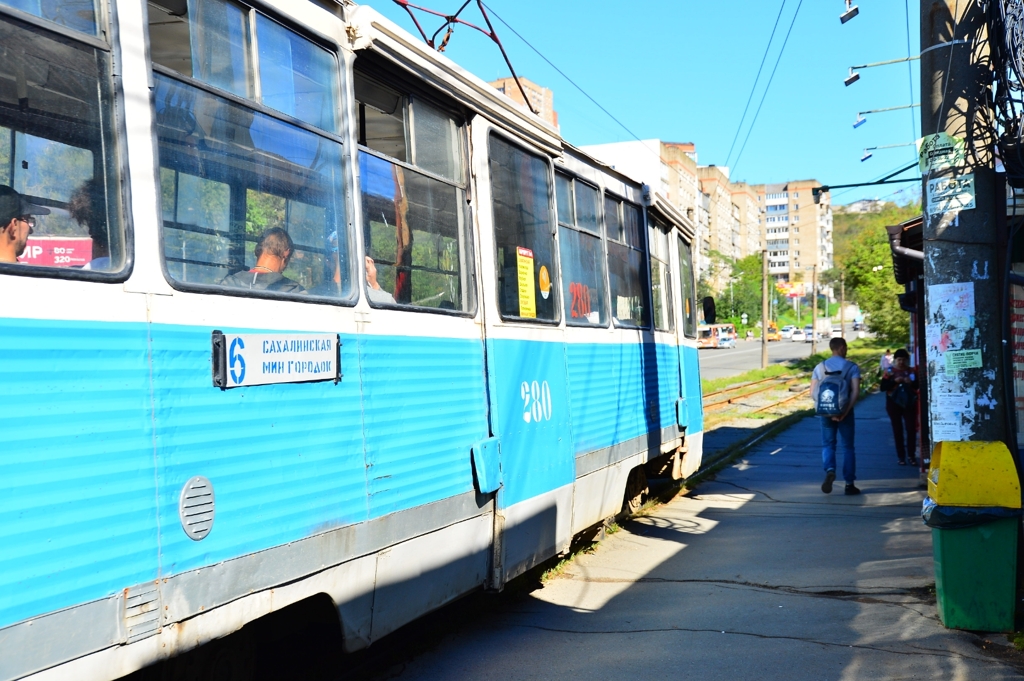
880, 348, 894, 375
811, 337, 861, 495
879, 348, 918, 466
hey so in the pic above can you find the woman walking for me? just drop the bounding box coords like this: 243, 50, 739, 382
880, 349, 918, 465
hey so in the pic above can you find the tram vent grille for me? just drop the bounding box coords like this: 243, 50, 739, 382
179, 476, 215, 541
123, 582, 162, 643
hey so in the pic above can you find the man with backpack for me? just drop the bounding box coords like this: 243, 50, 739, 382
810, 337, 861, 495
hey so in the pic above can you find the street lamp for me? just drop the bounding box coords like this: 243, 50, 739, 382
844, 55, 919, 86
840, 0, 859, 23
853, 103, 919, 128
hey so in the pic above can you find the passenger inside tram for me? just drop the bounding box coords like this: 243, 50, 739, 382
220, 228, 306, 293
0, 185, 49, 264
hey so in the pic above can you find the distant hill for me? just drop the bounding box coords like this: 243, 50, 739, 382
832, 202, 921, 266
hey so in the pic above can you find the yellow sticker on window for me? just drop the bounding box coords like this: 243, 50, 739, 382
517, 246, 536, 318
538, 265, 551, 300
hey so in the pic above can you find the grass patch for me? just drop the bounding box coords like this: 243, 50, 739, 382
701, 364, 792, 394
539, 542, 597, 583
702, 337, 890, 396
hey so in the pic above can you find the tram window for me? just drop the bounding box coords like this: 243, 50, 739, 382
354, 71, 463, 184
0, 0, 98, 34
606, 198, 648, 327
489, 135, 557, 322
649, 218, 674, 332
148, 0, 338, 133
355, 75, 407, 162
556, 172, 606, 326
155, 73, 349, 298
359, 151, 471, 311
678, 234, 697, 337
0, 13, 125, 274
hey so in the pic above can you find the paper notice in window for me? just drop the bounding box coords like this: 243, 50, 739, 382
517, 246, 536, 318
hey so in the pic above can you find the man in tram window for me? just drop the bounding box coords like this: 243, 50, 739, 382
221, 227, 305, 293
0, 184, 50, 264
365, 255, 396, 305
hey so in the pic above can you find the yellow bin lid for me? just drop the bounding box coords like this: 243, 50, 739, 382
929, 441, 1021, 508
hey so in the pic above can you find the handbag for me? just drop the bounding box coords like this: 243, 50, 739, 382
891, 383, 916, 409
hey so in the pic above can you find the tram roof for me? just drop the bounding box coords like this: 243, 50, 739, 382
347, 4, 563, 156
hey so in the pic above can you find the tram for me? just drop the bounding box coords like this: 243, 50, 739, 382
0, 2, 704, 679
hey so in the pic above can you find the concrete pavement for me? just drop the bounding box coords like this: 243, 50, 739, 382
363, 393, 1023, 680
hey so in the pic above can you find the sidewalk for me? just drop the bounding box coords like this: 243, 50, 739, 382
372, 393, 1024, 680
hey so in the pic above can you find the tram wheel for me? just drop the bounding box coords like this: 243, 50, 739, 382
622, 466, 648, 515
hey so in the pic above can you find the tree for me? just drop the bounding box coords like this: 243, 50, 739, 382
842, 222, 911, 344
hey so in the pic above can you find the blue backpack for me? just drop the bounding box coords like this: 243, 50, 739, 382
815, 362, 852, 416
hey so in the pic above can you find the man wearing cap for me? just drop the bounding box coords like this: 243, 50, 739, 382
0, 185, 50, 264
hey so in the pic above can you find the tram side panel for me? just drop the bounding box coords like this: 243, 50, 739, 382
0, 313, 160, 671
357, 328, 493, 643
146, 321, 368, 577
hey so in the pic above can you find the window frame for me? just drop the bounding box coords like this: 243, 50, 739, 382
648, 216, 674, 333
555, 169, 610, 329
352, 62, 475, 316
604, 191, 650, 330
151, 24, 353, 304
677, 233, 697, 338
0, 2, 135, 283
487, 129, 560, 326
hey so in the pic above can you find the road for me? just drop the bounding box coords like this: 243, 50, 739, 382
698, 326, 866, 383
698, 338, 817, 382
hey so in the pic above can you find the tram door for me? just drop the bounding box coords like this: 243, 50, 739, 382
677, 234, 704, 451
478, 130, 575, 585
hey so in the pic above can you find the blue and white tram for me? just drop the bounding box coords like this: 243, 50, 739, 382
0, 2, 704, 679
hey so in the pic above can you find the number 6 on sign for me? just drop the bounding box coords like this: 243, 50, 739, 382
520, 380, 553, 423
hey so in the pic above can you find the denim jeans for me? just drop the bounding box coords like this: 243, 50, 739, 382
821, 412, 856, 484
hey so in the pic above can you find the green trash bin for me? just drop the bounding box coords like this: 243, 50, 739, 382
924, 441, 1022, 632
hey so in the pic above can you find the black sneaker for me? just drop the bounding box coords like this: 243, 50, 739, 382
845, 484, 861, 495
822, 470, 836, 494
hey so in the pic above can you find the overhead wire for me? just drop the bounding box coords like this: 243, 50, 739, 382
731, 0, 805, 174
903, 0, 918, 144
481, 2, 642, 146
724, 0, 788, 168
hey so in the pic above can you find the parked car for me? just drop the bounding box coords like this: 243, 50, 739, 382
790, 328, 806, 342
780, 325, 796, 340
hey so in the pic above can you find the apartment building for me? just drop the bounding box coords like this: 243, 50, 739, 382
488, 76, 558, 129
731, 182, 762, 256
754, 180, 833, 283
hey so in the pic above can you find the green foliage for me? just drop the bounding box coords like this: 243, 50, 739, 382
833, 202, 920, 267
698, 251, 785, 333
832, 202, 920, 344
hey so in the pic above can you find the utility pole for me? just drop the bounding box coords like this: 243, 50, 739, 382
840, 272, 846, 340
810, 265, 818, 355
920, 1, 1007, 446
762, 249, 769, 369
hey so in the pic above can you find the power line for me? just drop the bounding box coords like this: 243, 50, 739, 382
481, 2, 642, 146
903, 0, 918, 142
725, 0, 788, 168
732, 0, 805, 174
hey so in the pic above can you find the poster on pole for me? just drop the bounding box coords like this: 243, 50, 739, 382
917, 132, 966, 173
926, 174, 975, 216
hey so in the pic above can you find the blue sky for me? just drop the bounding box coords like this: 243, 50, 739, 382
359, 1, 922, 206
